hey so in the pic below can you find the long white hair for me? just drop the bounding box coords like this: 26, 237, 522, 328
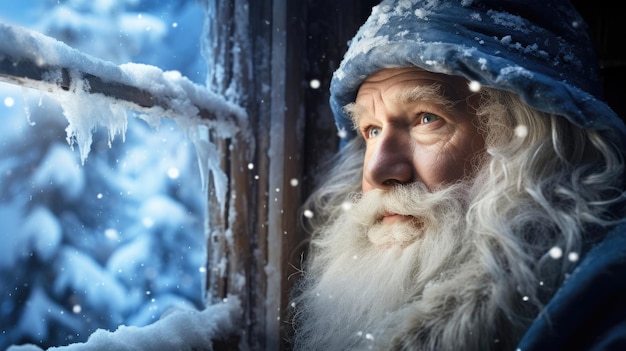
289, 88, 626, 351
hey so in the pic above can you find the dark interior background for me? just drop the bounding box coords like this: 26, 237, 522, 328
573, 1, 626, 118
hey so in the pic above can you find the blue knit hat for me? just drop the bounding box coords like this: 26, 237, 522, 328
330, 0, 626, 149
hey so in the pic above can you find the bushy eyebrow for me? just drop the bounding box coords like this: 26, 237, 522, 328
344, 82, 459, 132
399, 83, 458, 110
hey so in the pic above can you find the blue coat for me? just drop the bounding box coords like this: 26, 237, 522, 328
518, 223, 626, 351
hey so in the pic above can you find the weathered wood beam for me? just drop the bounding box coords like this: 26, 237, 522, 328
0, 55, 220, 122
0, 21, 247, 126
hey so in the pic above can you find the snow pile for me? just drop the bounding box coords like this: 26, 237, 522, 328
6, 296, 241, 351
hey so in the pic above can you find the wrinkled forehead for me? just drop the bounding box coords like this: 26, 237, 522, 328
356, 67, 473, 102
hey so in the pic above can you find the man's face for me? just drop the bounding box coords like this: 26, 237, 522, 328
293, 69, 489, 348
352, 67, 485, 195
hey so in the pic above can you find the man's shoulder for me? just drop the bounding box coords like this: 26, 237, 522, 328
517, 222, 626, 351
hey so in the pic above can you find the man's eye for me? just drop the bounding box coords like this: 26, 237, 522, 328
366, 126, 381, 139
420, 113, 440, 124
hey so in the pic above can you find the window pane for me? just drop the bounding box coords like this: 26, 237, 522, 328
0, 1, 208, 348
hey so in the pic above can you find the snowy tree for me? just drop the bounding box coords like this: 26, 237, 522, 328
0, 1, 213, 349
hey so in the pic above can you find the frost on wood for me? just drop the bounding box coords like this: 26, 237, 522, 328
0, 22, 247, 211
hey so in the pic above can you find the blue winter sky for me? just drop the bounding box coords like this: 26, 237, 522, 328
0, 1, 233, 349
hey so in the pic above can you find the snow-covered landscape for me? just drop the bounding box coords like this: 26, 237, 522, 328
0, 1, 241, 349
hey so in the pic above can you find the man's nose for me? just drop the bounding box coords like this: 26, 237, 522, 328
363, 130, 415, 190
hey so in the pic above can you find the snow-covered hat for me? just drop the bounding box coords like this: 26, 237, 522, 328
330, 0, 626, 148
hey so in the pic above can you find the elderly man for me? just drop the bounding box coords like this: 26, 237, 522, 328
289, 1, 626, 350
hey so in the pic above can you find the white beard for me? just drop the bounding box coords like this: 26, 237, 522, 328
291, 183, 523, 351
